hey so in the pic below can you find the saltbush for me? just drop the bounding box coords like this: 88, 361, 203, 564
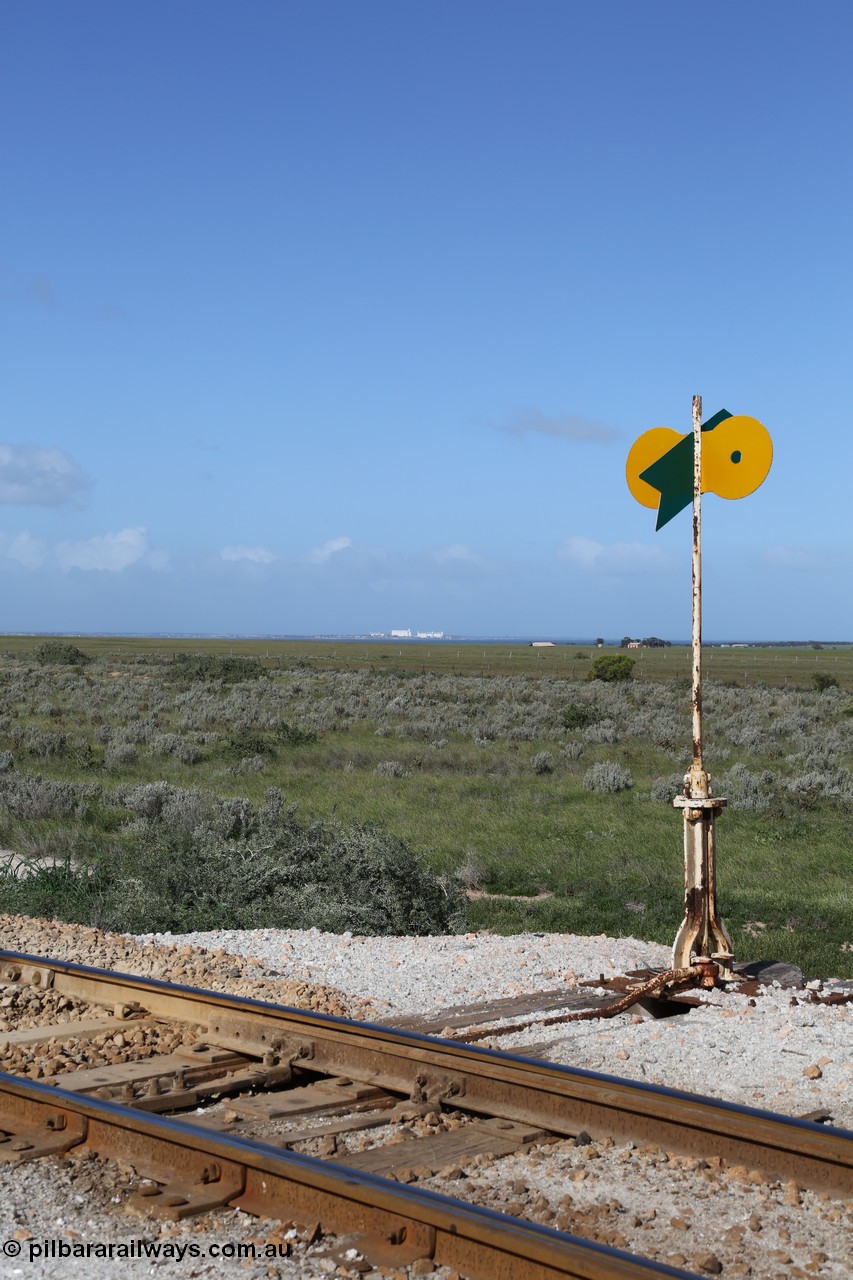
276, 721, 317, 747
375, 760, 407, 778
784, 768, 853, 806
3, 786, 466, 936
717, 762, 777, 812
650, 772, 685, 804
22, 728, 67, 759
104, 741, 139, 770
0, 772, 97, 820
583, 762, 633, 792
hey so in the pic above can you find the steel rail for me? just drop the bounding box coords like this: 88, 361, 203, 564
0, 1072, 696, 1280
3, 950, 853, 1197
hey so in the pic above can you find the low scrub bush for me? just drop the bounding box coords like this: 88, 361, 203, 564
21, 728, 67, 759
33, 641, 91, 666
587, 655, 635, 683
375, 760, 407, 778
783, 768, 853, 806
531, 751, 554, 775
2, 785, 466, 936
0, 772, 96, 821
582, 721, 620, 745
227, 755, 268, 774
276, 721, 317, 747
172, 653, 265, 682
225, 729, 275, 760
560, 703, 599, 730
583, 762, 633, 793
104, 741, 139, 770
717, 762, 777, 811
650, 772, 685, 803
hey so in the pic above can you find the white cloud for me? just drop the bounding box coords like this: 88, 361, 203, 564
56, 526, 151, 572
496, 409, 621, 443
431, 543, 485, 567
221, 544, 277, 564
559, 535, 670, 574
5, 532, 47, 569
0, 443, 92, 507
307, 536, 352, 565
763, 545, 853, 571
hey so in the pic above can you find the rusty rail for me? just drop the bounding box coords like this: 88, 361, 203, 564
457, 965, 715, 1042
2, 950, 852, 1199
0, 1072, 700, 1280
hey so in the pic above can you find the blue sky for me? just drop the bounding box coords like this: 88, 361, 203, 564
1, 1, 850, 640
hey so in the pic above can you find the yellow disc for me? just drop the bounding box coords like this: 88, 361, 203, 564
702, 415, 773, 500
626, 427, 682, 509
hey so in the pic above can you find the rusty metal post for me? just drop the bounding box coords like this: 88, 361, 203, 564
671, 395, 734, 976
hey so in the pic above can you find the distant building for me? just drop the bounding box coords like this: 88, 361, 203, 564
390, 629, 412, 638
530, 641, 556, 647
416, 631, 444, 639
627, 641, 644, 649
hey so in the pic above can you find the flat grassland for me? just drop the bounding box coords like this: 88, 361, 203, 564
0, 637, 850, 979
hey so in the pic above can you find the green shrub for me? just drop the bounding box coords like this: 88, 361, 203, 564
275, 721, 317, 747
587, 654, 635, 683
813, 672, 839, 692
172, 653, 264, 682
560, 703, 599, 730
33, 640, 91, 666
3, 792, 466, 936
225, 729, 275, 760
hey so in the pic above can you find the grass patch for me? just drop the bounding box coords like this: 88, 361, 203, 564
0, 638, 849, 975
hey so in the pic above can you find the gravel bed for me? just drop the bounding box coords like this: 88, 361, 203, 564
142, 926, 853, 1129
1, 918, 851, 1278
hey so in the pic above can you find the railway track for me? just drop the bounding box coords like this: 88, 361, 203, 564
1, 949, 851, 1278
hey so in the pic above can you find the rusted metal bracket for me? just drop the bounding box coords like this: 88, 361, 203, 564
129, 1158, 245, 1220
410, 1071, 467, 1107
355, 1221, 436, 1268
0, 1107, 87, 1162
0, 961, 54, 989
672, 792, 734, 975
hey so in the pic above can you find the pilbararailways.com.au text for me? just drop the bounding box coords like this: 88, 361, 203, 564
4, 1237, 291, 1263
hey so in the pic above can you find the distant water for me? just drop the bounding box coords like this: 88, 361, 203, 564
10, 630, 609, 644
8, 632, 849, 646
